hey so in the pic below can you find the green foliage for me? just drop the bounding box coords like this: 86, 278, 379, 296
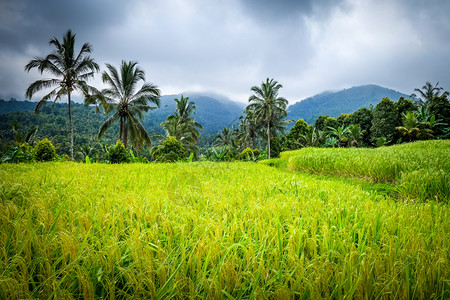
107, 140, 130, 164
152, 136, 187, 162
238, 147, 260, 161
376, 136, 388, 147
286, 119, 310, 149
33, 138, 56, 162
395, 97, 417, 116
348, 107, 373, 146
0, 143, 35, 163
315, 116, 339, 131
428, 94, 450, 138
371, 97, 398, 144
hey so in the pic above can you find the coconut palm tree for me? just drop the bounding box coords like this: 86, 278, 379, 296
214, 127, 237, 148
396, 111, 433, 141
25, 29, 99, 160
97, 61, 160, 149
161, 95, 203, 144
247, 78, 288, 159
236, 110, 259, 149
412, 82, 449, 106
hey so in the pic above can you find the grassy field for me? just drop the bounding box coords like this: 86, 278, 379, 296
0, 149, 449, 298
270, 140, 450, 202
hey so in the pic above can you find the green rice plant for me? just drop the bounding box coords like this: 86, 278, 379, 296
284, 140, 450, 202
0, 161, 449, 298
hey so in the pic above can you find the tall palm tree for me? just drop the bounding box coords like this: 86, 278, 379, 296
97, 61, 160, 149
247, 78, 288, 159
25, 29, 99, 160
161, 95, 203, 144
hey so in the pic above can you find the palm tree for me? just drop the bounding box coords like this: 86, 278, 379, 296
396, 111, 433, 141
412, 82, 449, 106
348, 124, 362, 147
214, 127, 237, 148
97, 61, 161, 149
25, 29, 99, 160
327, 125, 350, 147
161, 95, 203, 145
236, 110, 259, 149
247, 78, 288, 159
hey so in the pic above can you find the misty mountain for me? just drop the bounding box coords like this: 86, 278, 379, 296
287, 84, 410, 124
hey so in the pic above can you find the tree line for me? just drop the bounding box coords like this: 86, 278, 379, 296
217, 81, 449, 159
1, 29, 449, 163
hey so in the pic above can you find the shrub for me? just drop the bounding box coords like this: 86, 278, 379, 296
34, 138, 56, 162
239, 147, 254, 161
108, 140, 130, 164
239, 147, 261, 161
152, 136, 187, 162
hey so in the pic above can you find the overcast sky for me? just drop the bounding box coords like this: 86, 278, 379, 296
1, 0, 450, 104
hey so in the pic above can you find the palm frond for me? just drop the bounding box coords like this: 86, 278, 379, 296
98, 112, 120, 140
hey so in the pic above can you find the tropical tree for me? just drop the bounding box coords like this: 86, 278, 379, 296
286, 119, 310, 150
247, 78, 288, 159
327, 125, 350, 147
236, 110, 259, 149
371, 97, 398, 144
161, 95, 203, 153
214, 126, 238, 148
97, 61, 161, 149
412, 82, 449, 106
25, 29, 99, 160
396, 111, 432, 142
348, 124, 362, 147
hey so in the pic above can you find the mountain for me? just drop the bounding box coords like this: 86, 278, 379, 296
287, 84, 410, 124
148, 94, 244, 133
0, 94, 244, 134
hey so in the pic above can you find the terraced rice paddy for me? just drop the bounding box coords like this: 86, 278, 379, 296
0, 141, 449, 298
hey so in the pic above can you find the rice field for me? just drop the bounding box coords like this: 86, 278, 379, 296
0, 154, 449, 298
280, 140, 450, 202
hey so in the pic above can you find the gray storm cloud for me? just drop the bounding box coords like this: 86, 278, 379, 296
0, 0, 449, 103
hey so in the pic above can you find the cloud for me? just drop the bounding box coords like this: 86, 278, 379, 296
1, 0, 450, 104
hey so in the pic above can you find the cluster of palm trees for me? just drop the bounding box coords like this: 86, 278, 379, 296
215, 78, 290, 159
396, 82, 448, 141
25, 30, 170, 160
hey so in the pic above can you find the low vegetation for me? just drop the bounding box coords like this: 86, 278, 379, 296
1, 155, 449, 298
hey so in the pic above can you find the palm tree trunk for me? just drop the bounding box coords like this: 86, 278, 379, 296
123, 118, 128, 148
68, 92, 74, 160
267, 122, 271, 159
119, 117, 123, 144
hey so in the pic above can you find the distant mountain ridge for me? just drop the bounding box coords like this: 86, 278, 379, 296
0, 94, 244, 134
287, 84, 410, 124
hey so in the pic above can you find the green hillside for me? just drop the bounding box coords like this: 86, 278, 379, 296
288, 84, 410, 124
